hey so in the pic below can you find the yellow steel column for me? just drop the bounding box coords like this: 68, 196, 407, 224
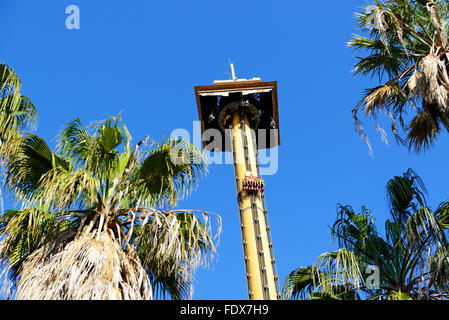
232, 111, 278, 300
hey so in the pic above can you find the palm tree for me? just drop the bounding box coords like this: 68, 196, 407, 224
283, 169, 449, 300
0, 114, 221, 300
349, 0, 449, 153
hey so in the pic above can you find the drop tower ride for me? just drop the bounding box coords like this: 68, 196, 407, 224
194, 71, 281, 300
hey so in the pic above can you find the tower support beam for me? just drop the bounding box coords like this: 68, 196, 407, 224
231, 111, 280, 300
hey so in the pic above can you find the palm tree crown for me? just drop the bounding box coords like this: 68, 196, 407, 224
0, 114, 221, 300
284, 169, 449, 300
349, 0, 449, 153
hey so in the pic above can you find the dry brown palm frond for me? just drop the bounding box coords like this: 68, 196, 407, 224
353, 81, 410, 155
397, 27, 411, 57
369, 6, 390, 52
407, 70, 426, 98
361, 83, 402, 116
418, 52, 449, 112
11, 228, 152, 300
426, 0, 445, 46
135, 209, 217, 274
125, 208, 221, 299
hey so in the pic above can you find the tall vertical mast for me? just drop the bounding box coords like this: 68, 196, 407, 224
194, 77, 281, 300
231, 111, 280, 300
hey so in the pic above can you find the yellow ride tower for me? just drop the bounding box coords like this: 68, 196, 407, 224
194, 77, 281, 300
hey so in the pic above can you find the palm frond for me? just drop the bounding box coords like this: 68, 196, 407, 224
56, 118, 93, 167
385, 168, 427, 217
0, 63, 22, 119
134, 138, 207, 208
350, 0, 449, 153
131, 209, 220, 299
282, 266, 320, 300
3, 134, 71, 203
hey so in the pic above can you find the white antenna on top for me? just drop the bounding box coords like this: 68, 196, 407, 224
230, 61, 236, 81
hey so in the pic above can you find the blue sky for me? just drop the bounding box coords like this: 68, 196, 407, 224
2, 0, 449, 300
